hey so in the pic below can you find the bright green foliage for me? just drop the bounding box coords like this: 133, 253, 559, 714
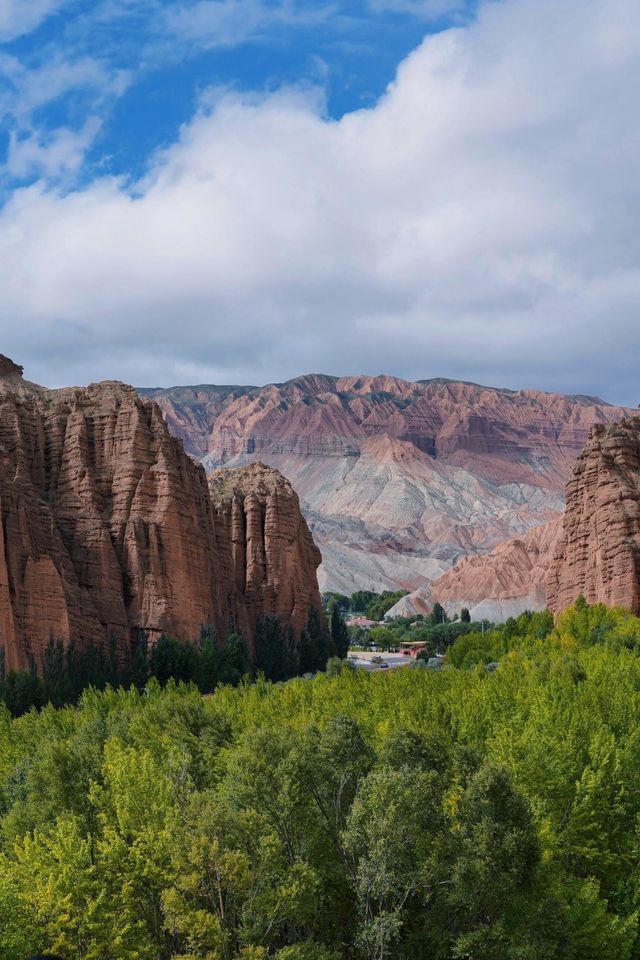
325, 656, 356, 677
338, 589, 408, 621
322, 593, 350, 614
0, 856, 40, 959
369, 626, 395, 648
350, 590, 378, 614
367, 591, 409, 621
4, 602, 640, 957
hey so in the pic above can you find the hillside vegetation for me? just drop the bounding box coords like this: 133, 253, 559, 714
3, 601, 640, 958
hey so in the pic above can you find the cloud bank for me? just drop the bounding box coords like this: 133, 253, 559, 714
1, 0, 640, 403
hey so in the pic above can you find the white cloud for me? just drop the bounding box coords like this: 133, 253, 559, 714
164, 0, 334, 49
1, 0, 640, 403
367, 0, 467, 18
0, 0, 69, 41
7, 118, 101, 180
0, 54, 131, 185
0, 54, 131, 121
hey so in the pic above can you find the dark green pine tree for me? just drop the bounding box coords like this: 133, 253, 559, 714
298, 606, 330, 674
331, 605, 350, 660
43, 637, 70, 707
222, 631, 248, 684
129, 628, 150, 689
150, 635, 200, 686
197, 625, 222, 693
431, 602, 448, 625
253, 616, 295, 682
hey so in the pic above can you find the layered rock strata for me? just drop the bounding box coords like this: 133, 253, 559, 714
432, 519, 561, 622
141, 375, 630, 593
0, 359, 322, 671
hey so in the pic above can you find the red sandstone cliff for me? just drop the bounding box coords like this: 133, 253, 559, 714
0, 358, 322, 671
546, 417, 640, 615
208, 463, 322, 641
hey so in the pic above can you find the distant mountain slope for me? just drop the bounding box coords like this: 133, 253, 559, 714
388, 518, 563, 623
140, 375, 632, 593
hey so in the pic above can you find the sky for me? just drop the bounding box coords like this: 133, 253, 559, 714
1, 0, 639, 404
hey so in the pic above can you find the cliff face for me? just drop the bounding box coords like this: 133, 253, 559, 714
547, 417, 640, 615
413, 414, 640, 621
208, 463, 323, 641
0, 360, 322, 671
140, 375, 631, 594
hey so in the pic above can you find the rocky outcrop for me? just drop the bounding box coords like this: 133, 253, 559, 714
402, 518, 562, 623
0, 359, 322, 671
547, 417, 640, 615
208, 463, 323, 642
141, 375, 631, 593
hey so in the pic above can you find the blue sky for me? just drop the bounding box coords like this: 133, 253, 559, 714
1, 0, 640, 405
1, 0, 476, 192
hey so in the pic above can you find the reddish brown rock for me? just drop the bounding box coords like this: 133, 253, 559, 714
547, 417, 640, 615
0, 359, 322, 671
208, 463, 323, 642
141, 375, 631, 594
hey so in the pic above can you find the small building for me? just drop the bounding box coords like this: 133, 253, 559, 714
399, 640, 428, 657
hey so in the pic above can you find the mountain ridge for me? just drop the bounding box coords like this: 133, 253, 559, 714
141, 373, 633, 594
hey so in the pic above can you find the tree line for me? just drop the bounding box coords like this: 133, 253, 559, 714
0, 605, 342, 716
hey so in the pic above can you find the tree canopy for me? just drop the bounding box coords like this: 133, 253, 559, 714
2, 602, 640, 958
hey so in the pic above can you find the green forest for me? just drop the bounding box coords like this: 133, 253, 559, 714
3, 600, 640, 958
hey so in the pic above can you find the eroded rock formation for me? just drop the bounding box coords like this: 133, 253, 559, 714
547, 417, 640, 615
208, 463, 323, 643
0, 359, 322, 671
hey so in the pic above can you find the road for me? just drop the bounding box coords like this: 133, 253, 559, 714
348, 651, 414, 672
